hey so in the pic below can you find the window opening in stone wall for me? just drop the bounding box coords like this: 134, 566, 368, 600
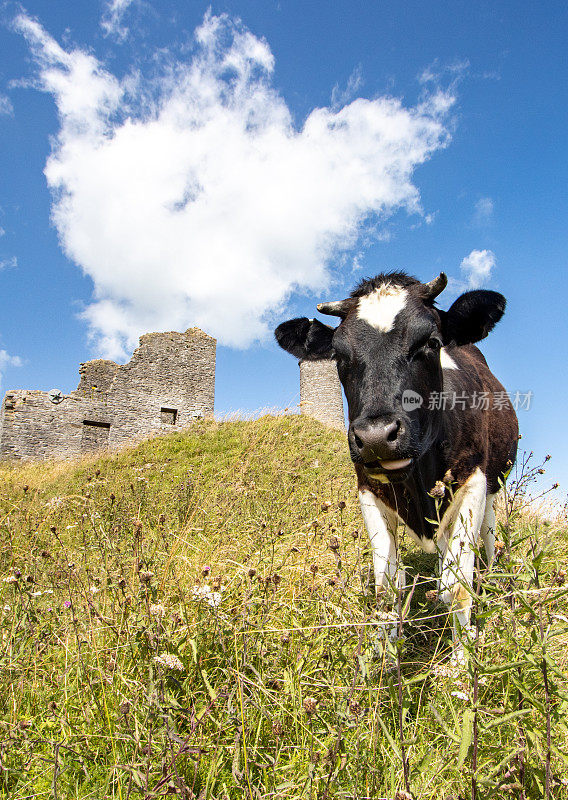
160, 407, 178, 425
81, 420, 111, 452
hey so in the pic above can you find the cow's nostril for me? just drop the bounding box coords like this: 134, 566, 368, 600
386, 420, 401, 442
354, 433, 364, 450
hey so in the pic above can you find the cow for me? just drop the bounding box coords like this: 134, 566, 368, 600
275, 271, 518, 663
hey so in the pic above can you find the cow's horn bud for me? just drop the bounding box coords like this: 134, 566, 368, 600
424, 272, 447, 299
317, 300, 350, 318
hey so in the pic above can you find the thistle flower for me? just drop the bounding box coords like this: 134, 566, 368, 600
154, 653, 184, 671
303, 697, 318, 715
430, 480, 446, 498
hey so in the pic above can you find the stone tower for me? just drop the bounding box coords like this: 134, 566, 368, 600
299, 359, 345, 431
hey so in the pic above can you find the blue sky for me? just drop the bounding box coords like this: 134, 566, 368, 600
0, 1, 566, 495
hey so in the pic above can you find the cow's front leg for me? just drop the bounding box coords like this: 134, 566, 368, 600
358, 489, 402, 653
358, 489, 399, 592
437, 468, 487, 664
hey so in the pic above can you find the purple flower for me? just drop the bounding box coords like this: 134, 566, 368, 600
63, 600, 72, 608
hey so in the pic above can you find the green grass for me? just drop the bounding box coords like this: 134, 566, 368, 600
0, 414, 566, 799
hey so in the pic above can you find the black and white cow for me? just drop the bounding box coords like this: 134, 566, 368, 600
275, 271, 518, 660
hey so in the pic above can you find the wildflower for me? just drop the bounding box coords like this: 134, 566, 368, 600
63, 600, 72, 608
303, 697, 318, 715
310, 564, 319, 574
430, 480, 446, 498
192, 585, 222, 608
90, 586, 100, 595
139, 571, 154, 583
247, 568, 256, 578
45, 496, 63, 509
321, 501, 331, 512
201, 565, 211, 577
31, 591, 42, 598
2, 576, 18, 584
154, 653, 184, 671
425, 589, 438, 603
494, 539, 506, 556
328, 536, 340, 551
150, 603, 166, 618
338, 499, 346, 509
351, 530, 359, 539
451, 690, 469, 701
349, 700, 361, 716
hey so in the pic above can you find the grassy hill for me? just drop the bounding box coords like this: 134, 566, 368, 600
0, 415, 566, 799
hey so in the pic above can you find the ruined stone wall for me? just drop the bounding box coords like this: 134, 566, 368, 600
76, 360, 120, 397
299, 359, 345, 431
0, 327, 216, 461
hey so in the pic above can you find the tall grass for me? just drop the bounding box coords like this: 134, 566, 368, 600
0, 415, 566, 799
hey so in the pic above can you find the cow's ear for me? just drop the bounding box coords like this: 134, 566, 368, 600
439, 290, 506, 346
274, 318, 335, 360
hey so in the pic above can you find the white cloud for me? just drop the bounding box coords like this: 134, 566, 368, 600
15, 11, 455, 359
0, 350, 23, 390
0, 95, 14, 116
331, 65, 363, 108
0, 257, 17, 270
101, 0, 135, 41
473, 196, 494, 225
460, 249, 496, 289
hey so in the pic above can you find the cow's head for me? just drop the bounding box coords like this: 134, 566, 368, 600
275, 271, 506, 483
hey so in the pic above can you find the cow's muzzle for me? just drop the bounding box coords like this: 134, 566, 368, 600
349, 416, 413, 478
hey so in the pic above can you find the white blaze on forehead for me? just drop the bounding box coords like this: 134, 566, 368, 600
440, 348, 459, 370
356, 284, 408, 332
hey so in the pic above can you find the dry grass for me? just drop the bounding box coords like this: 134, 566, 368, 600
0, 415, 566, 799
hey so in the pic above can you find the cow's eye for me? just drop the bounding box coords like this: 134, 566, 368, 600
427, 337, 441, 351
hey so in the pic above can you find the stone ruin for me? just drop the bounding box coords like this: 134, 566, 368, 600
0, 327, 344, 461
299, 359, 345, 431
0, 328, 216, 461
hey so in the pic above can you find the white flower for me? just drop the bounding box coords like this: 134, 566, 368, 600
90, 586, 100, 595
154, 653, 184, 671
45, 496, 63, 508
150, 603, 165, 618
31, 591, 42, 597
192, 584, 222, 608
451, 690, 469, 701
2, 576, 18, 584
